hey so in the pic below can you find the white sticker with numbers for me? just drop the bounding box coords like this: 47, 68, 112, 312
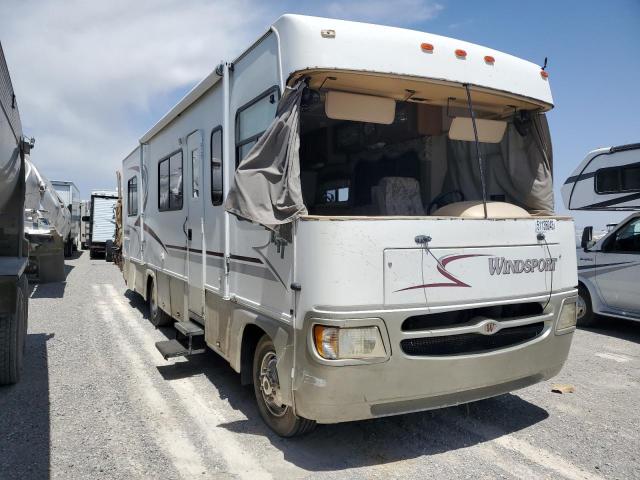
535, 219, 556, 233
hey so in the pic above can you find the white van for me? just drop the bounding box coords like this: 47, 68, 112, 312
562, 143, 640, 325
121, 14, 578, 436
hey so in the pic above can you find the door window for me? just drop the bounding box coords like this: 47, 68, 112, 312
607, 217, 640, 253
191, 145, 201, 199
127, 176, 138, 216
211, 127, 223, 205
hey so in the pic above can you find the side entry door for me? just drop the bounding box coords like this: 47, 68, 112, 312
186, 130, 205, 319
595, 215, 640, 314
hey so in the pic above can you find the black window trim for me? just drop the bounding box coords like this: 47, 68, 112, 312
595, 162, 640, 195
210, 125, 224, 206
127, 175, 138, 217
157, 148, 184, 212
234, 85, 280, 166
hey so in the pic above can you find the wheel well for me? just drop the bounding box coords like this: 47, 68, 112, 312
578, 280, 590, 296
240, 324, 267, 386
146, 275, 153, 301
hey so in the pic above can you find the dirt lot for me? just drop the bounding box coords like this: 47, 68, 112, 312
1, 251, 638, 479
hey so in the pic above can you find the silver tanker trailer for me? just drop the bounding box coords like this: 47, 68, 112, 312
0, 43, 32, 384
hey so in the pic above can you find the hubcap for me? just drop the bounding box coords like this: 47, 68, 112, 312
576, 295, 587, 320
259, 351, 287, 417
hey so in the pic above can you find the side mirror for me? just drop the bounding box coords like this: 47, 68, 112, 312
81, 215, 90, 222
581, 226, 593, 251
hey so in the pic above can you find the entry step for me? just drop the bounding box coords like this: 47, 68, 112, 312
175, 320, 204, 337
155, 340, 190, 359
155, 339, 206, 360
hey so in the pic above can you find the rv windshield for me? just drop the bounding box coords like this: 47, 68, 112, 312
299, 82, 553, 217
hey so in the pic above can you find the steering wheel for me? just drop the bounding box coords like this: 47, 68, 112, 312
428, 190, 465, 214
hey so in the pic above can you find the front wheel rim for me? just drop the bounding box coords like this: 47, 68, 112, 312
576, 295, 587, 320
258, 351, 288, 417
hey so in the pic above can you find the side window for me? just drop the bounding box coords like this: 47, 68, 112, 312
235, 87, 279, 166
622, 165, 640, 191
127, 176, 138, 216
158, 150, 183, 211
595, 168, 619, 194
211, 127, 223, 205
608, 217, 640, 253
596, 163, 640, 194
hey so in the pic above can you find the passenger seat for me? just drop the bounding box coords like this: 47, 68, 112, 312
374, 177, 425, 216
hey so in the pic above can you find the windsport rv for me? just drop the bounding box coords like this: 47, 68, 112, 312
562, 144, 640, 326
121, 15, 578, 436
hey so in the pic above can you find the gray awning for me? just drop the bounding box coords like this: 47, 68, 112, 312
225, 82, 307, 232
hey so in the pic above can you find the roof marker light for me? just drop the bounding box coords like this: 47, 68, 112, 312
484, 55, 495, 64
455, 49, 467, 58
421, 42, 434, 52
540, 70, 549, 79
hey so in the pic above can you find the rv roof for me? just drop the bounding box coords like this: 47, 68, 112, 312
140, 14, 553, 143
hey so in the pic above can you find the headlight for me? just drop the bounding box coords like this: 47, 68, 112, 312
556, 299, 577, 332
313, 325, 386, 360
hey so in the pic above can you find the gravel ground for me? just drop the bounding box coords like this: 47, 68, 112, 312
1, 251, 638, 479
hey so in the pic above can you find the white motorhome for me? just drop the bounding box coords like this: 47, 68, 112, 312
562, 143, 640, 325
121, 15, 578, 436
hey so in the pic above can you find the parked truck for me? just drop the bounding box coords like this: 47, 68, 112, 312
0, 43, 32, 384
85, 191, 118, 260
51, 180, 81, 256
121, 15, 578, 436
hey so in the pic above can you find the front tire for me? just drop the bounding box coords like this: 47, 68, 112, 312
252, 335, 315, 437
577, 285, 598, 327
148, 280, 172, 327
0, 275, 28, 385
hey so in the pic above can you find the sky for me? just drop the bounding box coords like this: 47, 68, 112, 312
1, 0, 639, 230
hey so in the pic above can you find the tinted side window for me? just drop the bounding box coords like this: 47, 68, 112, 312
595, 168, 620, 193
158, 150, 183, 211
127, 176, 138, 216
235, 87, 279, 166
596, 163, 640, 194
622, 165, 640, 191
211, 127, 223, 205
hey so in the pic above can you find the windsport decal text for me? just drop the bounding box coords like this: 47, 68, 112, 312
488, 257, 558, 275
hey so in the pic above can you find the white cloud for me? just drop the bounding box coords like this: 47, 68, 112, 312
326, 0, 443, 26
1, 0, 269, 195
0, 0, 443, 196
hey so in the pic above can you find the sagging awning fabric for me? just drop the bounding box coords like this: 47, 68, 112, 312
225, 82, 307, 233
443, 113, 554, 216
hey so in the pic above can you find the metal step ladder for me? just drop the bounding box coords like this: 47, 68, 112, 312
155, 319, 206, 360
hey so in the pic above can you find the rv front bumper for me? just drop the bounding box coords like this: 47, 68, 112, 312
292, 289, 576, 424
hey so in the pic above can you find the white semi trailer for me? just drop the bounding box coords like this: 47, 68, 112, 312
85, 191, 118, 260
0, 43, 31, 384
121, 15, 578, 436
